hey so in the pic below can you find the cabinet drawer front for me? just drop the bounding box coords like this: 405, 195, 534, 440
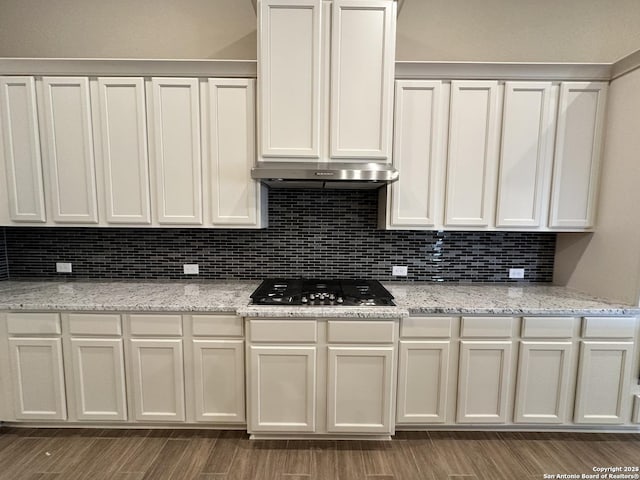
327, 321, 395, 344
68, 314, 122, 336
633, 395, 640, 424
521, 317, 576, 338
192, 315, 243, 337
249, 320, 317, 343
7, 313, 61, 335
460, 317, 514, 338
129, 314, 183, 336
401, 317, 453, 338
582, 317, 636, 338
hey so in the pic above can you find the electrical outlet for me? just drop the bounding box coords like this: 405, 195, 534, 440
183, 264, 199, 275
56, 262, 72, 273
392, 265, 408, 276
509, 268, 525, 279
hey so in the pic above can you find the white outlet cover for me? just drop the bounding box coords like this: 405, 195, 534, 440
509, 268, 525, 279
183, 264, 199, 275
56, 262, 72, 273
392, 265, 408, 276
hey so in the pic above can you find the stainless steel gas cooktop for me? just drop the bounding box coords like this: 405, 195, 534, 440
250, 279, 395, 306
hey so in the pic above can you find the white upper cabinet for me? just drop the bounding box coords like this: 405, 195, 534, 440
207, 78, 263, 227
258, 0, 396, 162
259, 0, 322, 158
330, 0, 395, 160
149, 77, 202, 225
386, 80, 445, 228
549, 82, 607, 229
96, 78, 151, 224
496, 82, 555, 228
0, 77, 46, 223
445, 81, 500, 227
41, 77, 98, 223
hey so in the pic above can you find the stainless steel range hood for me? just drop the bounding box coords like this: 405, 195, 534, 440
251, 162, 399, 189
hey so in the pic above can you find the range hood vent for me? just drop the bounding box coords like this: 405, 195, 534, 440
251, 162, 399, 190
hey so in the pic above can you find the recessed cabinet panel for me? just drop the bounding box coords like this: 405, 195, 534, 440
388, 81, 444, 227
457, 341, 512, 423
129, 339, 186, 422
97, 77, 151, 224
208, 79, 259, 226
192, 339, 245, 422
151, 78, 202, 225
41, 77, 98, 223
445, 81, 500, 227
574, 341, 633, 424
549, 82, 607, 229
330, 0, 395, 159
397, 341, 449, 423
8, 337, 67, 420
327, 346, 394, 433
0, 76, 46, 222
249, 345, 317, 432
70, 338, 127, 421
259, 0, 321, 158
514, 341, 573, 424
496, 82, 554, 227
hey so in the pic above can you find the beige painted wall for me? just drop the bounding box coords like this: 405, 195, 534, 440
0, 0, 639, 61
554, 67, 640, 305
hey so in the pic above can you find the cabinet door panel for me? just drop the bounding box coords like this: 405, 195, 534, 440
496, 82, 554, 227
129, 339, 185, 422
0, 76, 46, 222
574, 341, 633, 424
445, 81, 500, 227
41, 77, 98, 223
70, 338, 127, 421
549, 82, 607, 229
8, 337, 67, 420
327, 346, 394, 433
249, 346, 316, 432
388, 80, 444, 227
208, 79, 259, 226
397, 341, 449, 423
330, 0, 395, 159
151, 78, 202, 224
514, 341, 573, 424
259, 0, 321, 158
97, 77, 151, 224
457, 341, 512, 423
192, 339, 245, 422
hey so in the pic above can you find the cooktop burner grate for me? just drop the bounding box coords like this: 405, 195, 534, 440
250, 279, 395, 306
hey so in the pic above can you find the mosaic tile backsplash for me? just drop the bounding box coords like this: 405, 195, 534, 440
2, 189, 556, 282
0, 229, 7, 280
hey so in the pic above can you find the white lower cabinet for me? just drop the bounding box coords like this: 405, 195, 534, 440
129, 338, 186, 422
192, 339, 245, 422
246, 318, 398, 436
397, 340, 450, 423
8, 337, 67, 420
327, 346, 394, 434
574, 341, 634, 424
68, 338, 127, 421
249, 345, 317, 433
456, 341, 513, 423
514, 341, 574, 424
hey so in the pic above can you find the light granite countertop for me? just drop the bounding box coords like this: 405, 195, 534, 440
0, 280, 638, 317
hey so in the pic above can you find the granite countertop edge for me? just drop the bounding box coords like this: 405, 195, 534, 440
0, 280, 639, 317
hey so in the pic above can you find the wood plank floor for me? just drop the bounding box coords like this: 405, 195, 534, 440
0, 428, 638, 480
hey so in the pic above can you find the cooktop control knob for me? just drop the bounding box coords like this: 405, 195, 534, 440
336, 297, 343, 304
301, 296, 308, 303
309, 294, 315, 300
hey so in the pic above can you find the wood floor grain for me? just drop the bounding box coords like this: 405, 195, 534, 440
0, 428, 638, 480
